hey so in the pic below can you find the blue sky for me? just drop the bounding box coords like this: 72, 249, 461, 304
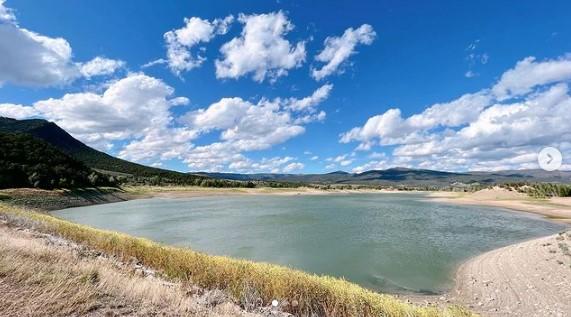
1, 0, 571, 173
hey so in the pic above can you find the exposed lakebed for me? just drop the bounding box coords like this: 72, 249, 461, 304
53, 193, 566, 294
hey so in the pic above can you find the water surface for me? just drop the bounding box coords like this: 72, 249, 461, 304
53, 193, 566, 294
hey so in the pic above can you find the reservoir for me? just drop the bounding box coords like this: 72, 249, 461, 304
53, 193, 566, 294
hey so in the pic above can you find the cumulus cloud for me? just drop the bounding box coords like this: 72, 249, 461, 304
215, 11, 306, 82
163, 15, 233, 75
0, 1, 123, 87
4, 73, 192, 154
119, 127, 198, 162
284, 83, 333, 111
33, 74, 177, 144
492, 55, 571, 100
283, 162, 304, 173
80, 57, 125, 78
325, 154, 354, 168
0, 103, 39, 119
180, 85, 332, 171
311, 24, 376, 80
0, 0, 14, 22
341, 54, 571, 171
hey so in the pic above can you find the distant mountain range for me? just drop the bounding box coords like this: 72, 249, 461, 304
1, 117, 569, 187
197, 167, 571, 186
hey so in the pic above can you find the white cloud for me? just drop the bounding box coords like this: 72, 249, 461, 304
285, 84, 333, 111
169, 96, 190, 106
80, 57, 125, 78
325, 154, 353, 168
341, 54, 571, 171
33, 74, 176, 145
311, 24, 376, 80
163, 15, 233, 75
464, 40, 489, 79
183, 85, 331, 154
0, 1, 123, 87
215, 11, 306, 82
352, 159, 390, 173
492, 55, 571, 100
0, 0, 14, 22
5, 73, 198, 159
464, 70, 477, 78
341, 91, 492, 146
119, 127, 197, 162
0, 103, 39, 119
180, 85, 332, 171
310, 155, 319, 161
283, 162, 304, 173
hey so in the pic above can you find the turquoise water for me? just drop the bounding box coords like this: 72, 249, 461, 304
53, 193, 566, 294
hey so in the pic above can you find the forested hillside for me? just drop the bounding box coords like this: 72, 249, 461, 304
0, 117, 206, 185
0, 133, 112, 189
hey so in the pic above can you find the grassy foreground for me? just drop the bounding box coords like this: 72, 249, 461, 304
0, 203, 474, 317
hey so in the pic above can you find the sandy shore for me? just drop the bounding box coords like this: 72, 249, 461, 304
451, 231, 571, 316
424, 188, 571, 316
129, 186, 395, 199
428, 188, 571, 224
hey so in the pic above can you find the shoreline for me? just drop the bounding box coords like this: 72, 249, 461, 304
427, 189, 571, 224
4, 186, 571, 316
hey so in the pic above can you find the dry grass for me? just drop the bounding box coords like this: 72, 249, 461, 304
0, 218, 258, 316
0, 203, 475, 317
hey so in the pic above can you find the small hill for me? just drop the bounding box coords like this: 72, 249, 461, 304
0, 117, 205, 185
0, 132, 110, 189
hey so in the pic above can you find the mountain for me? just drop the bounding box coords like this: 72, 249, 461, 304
0, 117, 205, 185
199, 167, 571, 187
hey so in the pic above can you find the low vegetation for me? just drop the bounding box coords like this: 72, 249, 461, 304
499, 182, 571, 198
0, 203, 474, 317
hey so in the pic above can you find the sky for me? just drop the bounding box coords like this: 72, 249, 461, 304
1, 0, 571, 174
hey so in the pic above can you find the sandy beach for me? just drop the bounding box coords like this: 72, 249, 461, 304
425, 188, 571, 316
451, 231, 571, 316
428, 188, 571, 224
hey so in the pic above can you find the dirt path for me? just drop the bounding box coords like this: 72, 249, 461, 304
452, 232, 571, 316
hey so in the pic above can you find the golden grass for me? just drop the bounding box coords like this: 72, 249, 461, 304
0, 220, 255, 316
0, 203, 475, 317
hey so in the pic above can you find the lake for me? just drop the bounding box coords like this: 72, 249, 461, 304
53, 193, 566, 294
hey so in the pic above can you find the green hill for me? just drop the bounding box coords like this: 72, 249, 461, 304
0, 117, 205, 185
0, 132, 112, 189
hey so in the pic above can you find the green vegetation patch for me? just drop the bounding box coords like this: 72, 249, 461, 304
0, 203, 474, 317
0, 132, 114, 189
